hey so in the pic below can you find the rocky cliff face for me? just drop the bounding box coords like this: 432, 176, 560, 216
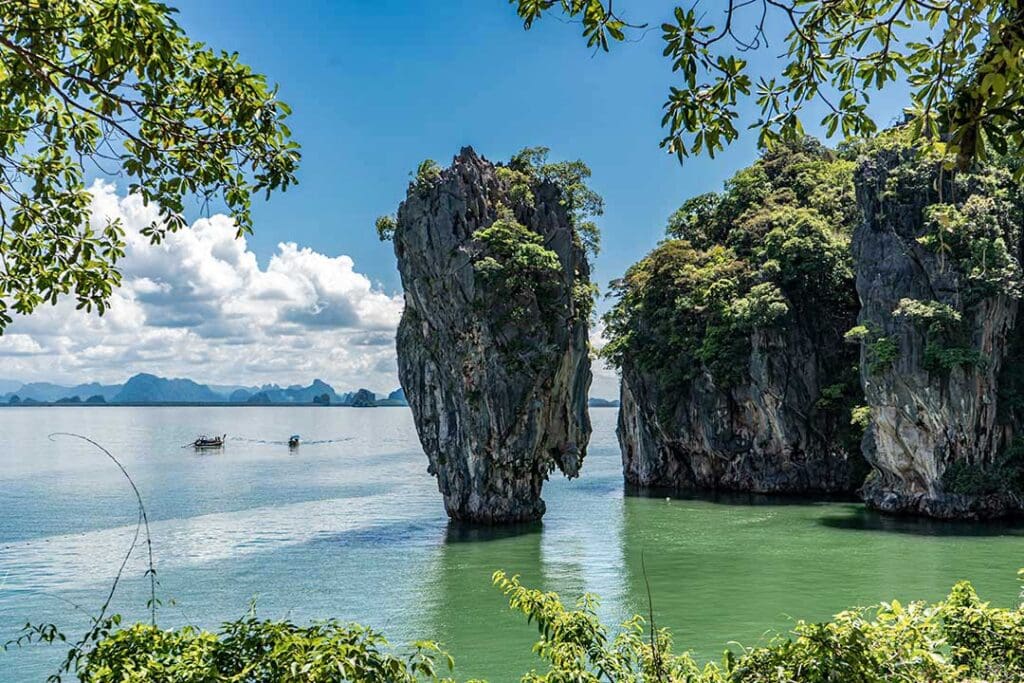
391, 148, 593, 523
609, 140, 868, 495
853, 145, 1024, 518
618, 324, 866, 494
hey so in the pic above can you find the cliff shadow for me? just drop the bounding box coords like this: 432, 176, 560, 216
818, 505, 1024, 537
624, 484, 860, 507
444, 519, 543, 544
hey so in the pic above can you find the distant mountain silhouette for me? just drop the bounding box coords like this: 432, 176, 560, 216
6, 381, 120, 403
210, 383, 259, 397
0, 374, 402, 406
245, 379, 345, 404
375, 388, 408, 406
349, 388, 377, 407
588, 397, 620, 408
114, 373, 223, 403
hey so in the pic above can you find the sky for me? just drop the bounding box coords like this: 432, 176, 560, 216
0, 1, 910, 396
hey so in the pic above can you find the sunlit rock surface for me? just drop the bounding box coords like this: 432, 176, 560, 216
854, 146, 1024, 519
391, 148, 592, 523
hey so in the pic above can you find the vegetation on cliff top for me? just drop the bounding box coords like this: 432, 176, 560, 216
478, 146, 601, 328
378, 147, 602, 333
15, 571, 1024, 682
473, 208, 564, 328
602, 138, 858, 395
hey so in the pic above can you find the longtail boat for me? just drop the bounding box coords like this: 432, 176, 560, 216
192, 434, 226, 449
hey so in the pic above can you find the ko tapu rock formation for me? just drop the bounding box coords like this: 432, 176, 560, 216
385, 147, 596, 523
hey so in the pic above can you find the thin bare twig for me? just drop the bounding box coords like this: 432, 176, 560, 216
48, 433, 157, 624
641, 551, 664, 678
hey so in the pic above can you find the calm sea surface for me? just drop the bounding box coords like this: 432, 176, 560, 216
1, 406, 1024, 680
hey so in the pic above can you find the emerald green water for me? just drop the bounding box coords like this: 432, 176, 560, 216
1, 407, 1023, 680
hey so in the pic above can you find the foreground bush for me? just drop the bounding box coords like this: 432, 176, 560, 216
11, 572, 1024, 682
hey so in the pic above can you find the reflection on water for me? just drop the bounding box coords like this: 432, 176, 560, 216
1, 407, 1023, 680
444, 521, 542, 544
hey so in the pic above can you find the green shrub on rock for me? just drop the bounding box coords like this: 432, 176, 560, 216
472, 208, 563, 326
894, 298, 985, 373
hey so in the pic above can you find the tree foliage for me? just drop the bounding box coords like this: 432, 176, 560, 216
602, 138, 858, 389
0, 0, 299, 331
508, 0, 1024, 171
14, 572, 1024, 682
500, 145, 604, 257
473, 206, 563, 326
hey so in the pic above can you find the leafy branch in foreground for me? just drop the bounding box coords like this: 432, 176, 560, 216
508, 1, 1024, 172
15, 569, 1022, 681
495, 569, 1024, 682
0, 0, 299, 331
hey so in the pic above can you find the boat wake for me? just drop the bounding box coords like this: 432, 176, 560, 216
228, 436, 355, 446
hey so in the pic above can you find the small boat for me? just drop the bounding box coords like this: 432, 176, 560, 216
288, 434, 300, 448
192, 434, 226, 449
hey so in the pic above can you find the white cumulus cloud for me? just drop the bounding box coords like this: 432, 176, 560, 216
0, 181, 404, 392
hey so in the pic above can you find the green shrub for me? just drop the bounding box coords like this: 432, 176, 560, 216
413, 159, 442, 194
505, 146, 603, 258
918, 194, 1023, 305
846, 324, 900, 375
30, 572, 1024, 682
14, 573, 1024, 683
81, 619, 462, 683
942, 438, 1024, 496
464, 147, 602, 336
473, 209, 562, 327
375, 215, 397, 242
850, 405, 872, 430
894, 298, 984, 373
494, 571, 1024, 683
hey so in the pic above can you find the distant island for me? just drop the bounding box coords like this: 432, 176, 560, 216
0, 373, 621, 409
0, 373, 410, 407
587, 397, 620, 408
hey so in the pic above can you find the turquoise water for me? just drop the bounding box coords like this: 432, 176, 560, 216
1, 406, 1023, 681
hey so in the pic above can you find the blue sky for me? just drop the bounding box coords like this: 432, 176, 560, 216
0, 1, 911, 393
170, 0, 910, 295
170, 0, 695, 296
170, 0, 854, 295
